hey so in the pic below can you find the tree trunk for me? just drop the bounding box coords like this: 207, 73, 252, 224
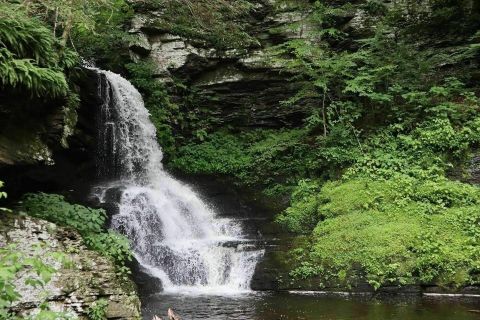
322, 90, 327, 137
60, 14, 73, 48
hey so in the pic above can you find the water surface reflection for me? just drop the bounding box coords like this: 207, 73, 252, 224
141, 291, 480, 320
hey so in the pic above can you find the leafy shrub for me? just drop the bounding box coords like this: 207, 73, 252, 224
22, 193, 105, 234
171, 129, 318, 198
0, 245, 71, 319
84, 232, 131, 270
87, 299, 109, 320
275, 180, 321, 234
0, 5, 72, 97
280, 173, 480, 289
21, 193, 132, 272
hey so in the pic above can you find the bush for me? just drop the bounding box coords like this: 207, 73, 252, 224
171, 129, 317, 197
21, 193, 132, 272
87, 299, 109, 320
0, 4, 73, 97
280, 173, 480, 289
0, 245, 71, 319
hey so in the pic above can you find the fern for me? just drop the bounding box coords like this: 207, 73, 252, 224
0, 4, 58, 67
0, 48, 68, 97
0, 3, 77, 97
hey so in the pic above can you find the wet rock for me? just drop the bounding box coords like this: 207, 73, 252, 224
0, 68, 98, 202
128, 257, 163, 295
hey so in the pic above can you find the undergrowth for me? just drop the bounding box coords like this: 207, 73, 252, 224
21, 193, 132, 277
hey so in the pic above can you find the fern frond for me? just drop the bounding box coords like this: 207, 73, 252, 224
0, 3, 58, 67
0, 48, 68, 97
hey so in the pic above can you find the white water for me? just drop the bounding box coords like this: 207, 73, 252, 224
93, 70, 263, 295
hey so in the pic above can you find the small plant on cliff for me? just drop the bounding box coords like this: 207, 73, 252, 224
21, 193, 132, 274
0, 245, 71, 319
87, 299, 109, 320
139, 0, 256, 49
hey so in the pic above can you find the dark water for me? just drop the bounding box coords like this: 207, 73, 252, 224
141, 291, 480, 320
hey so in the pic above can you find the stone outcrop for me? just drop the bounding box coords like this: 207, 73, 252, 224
0, 69, 99, 201
467, 151, 480, 185
0, 94, 66, 167
0, 214, 141, 319
127, 0, 321, 129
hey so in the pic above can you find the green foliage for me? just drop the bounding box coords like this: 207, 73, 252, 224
137, 0, 257, 49
0, 0, 131, 96
84, 232, 131, 272
22, 193, 106, 234
87, 299, 108, 320
171, 129, 317, 197
275, 75, 480, 288
283, 175, 480, 290
21, 193, 132, 272
0, 245, 71, 319
71, 0, 133, 69
17, 0, 131, 50
0, 4, 74, 97
125, 61, 178, 157
0, 6, 57, 66
275, 179, 321, 233
279, 114, 480, 289
269, 0, 480, 139
0, 48, 68, 97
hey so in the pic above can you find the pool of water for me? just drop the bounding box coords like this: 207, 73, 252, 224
141, 291, 480, 320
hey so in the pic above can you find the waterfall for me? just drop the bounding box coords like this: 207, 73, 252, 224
92, 69, 263, 294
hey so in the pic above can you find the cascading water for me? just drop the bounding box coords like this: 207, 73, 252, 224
92, 69, 263, 294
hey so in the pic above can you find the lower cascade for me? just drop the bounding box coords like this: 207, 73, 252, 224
92, 69, 263, 294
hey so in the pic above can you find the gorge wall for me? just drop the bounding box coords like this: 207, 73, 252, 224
124, 0, 480, 293
127, 0, 314, 129
1, 0, 480, 298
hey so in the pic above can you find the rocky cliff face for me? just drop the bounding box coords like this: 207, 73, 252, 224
0, 214, 141, 319
0, 93, 71, 167
127, 0, 319, 129
0, 69, 100, 201
125, 0, 480, 293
